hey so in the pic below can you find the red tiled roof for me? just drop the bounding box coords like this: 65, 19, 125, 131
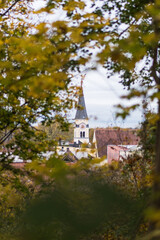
95, 128, 140, 158
10, 162, 26, 169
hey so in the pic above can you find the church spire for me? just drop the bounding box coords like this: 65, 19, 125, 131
75, 76, 88, 120
75, 92, 88, 119
74, 76, 89, 144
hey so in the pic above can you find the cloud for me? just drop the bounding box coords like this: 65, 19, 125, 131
82, 69, 143, 128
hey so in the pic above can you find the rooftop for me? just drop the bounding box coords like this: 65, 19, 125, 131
95, 128, 140, 158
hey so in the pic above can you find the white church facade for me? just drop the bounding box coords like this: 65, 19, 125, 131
56, 88, 97, 161
74, 89, 89, 144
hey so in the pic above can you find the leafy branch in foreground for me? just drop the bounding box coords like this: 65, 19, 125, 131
20, 173, 147, 240
0, 1, 76, 162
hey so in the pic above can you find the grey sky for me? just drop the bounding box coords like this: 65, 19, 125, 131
80, 70, 143, 128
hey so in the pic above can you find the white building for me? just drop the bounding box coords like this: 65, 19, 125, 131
74, 89, 89, 144
56, 88, 96, 160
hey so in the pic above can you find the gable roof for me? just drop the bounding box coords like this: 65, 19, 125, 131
95, 128, 140, 158
62, 151, 78, 163
75, 90, 88, 120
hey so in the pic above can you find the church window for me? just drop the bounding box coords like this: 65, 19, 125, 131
80, 132, 82, 138
83, 132, 85, 138
76, 124, 79, 127
86, 124, 89, 128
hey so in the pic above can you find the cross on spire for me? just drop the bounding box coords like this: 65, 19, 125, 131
81, 74, 85, 88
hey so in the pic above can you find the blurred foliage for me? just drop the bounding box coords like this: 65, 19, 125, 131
0, 164, 37, 240
38, 122, 74, 142
0, 0, 77, 163
0, 153, 152, 240
138, 114, 156, 163
20, 176, 145, 240
0, 0, 160, 239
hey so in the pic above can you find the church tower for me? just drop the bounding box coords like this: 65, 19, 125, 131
74, 86, 89, 144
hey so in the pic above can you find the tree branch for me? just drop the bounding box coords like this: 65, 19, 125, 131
0, 124, 19, 145
30, 124, 45, 133
119, 19, 136, 38
0, 0, 21, 17
151, 46, 160, 85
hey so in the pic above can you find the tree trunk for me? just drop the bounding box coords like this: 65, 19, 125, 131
155, 97, 160, 179
150, 97, 160, 239
154, 97, 160, 204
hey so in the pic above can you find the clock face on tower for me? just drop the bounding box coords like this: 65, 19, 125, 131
81, 124, 85, 129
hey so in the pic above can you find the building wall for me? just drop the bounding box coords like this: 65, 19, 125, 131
57, 145, 96, 159
107, 145, 128, 164
107, 146, 120, 164
74, 119, 89, 143
92, 130, 98, 157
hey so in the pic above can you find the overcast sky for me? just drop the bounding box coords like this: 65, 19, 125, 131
75, 69, 143, 128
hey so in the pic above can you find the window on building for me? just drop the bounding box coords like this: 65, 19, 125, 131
83, 132, 85, 138
86, 124, 89, 128
76, 124, 79, 127
80, 131, 82, 138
